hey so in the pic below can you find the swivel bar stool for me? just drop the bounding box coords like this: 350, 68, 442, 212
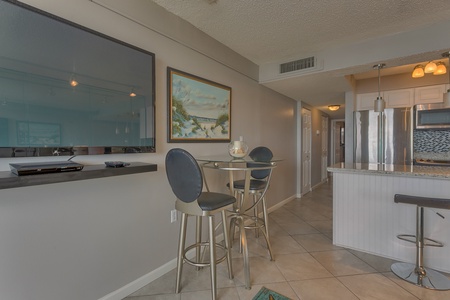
228, 146, 275, 261
165, 148, 236, 300
391, 194, 450, 290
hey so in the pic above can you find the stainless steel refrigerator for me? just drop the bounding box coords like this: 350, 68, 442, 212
354, 107, 412, 165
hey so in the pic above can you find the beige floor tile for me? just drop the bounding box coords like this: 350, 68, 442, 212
348, 249, 398, 272
276, 221, 320, 235
269, 210, 304, 224
306, 220, 333, 233
128, 269, 177, 297
127, 294, 181, 300
338, 273, 419, 300
265, 234, 307, 255
237, 282, 299, 300
232, 256, 286, 287
274, 253, 333, 281
289, 277, 359, 300
311, 249, 377, 276
179, 287, 239, 300
383, 271, 450, 300
292, 233, 341, 252
175, 264, 236, 293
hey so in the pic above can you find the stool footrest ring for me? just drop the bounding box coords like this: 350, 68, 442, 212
397, 234, 444, 247
183, 242, 228, 268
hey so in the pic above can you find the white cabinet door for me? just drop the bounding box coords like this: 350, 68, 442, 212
414, 85, 446, 104
384, 89, 413, 108
356, 92, 379, 111
301, 108, 311, 195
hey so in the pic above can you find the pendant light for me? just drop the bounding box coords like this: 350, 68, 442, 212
443, 51, 450, 107
374, 63, 386, 112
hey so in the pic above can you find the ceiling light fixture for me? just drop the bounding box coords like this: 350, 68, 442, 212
129, 88, 136, 97
412, 60, 447, 78
69, 74, 78, 87
374, 63, 385, 113
328, 105, 340, 111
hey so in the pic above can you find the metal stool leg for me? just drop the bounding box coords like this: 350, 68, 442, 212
176, 212, 188, 293
391, 206, 450, 290
208, 215, 217, 300
221, 210, 234, 279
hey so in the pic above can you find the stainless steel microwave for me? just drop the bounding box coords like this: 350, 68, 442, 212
415, 103, 450, 129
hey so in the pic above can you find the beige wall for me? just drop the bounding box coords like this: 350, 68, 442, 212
0, 1, 298, 300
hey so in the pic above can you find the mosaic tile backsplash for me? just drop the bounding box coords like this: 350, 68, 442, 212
414, 130, 450, 160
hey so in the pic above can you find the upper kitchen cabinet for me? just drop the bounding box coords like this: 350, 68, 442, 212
384, 89, 414, 108
414, 85, 446, 104
356, 89, 413, 110
356, 92, 379, 111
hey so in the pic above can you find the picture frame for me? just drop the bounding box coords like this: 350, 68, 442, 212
167, 67, 231, 142
17, 121, 61, 146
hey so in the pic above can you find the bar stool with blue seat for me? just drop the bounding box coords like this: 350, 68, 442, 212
227, 146, 275, 261
391, 194, 450, 290
165, 148, 236, 300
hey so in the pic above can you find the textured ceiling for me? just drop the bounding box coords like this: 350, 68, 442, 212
152, 0, 450, 65
151, 0, 450, 118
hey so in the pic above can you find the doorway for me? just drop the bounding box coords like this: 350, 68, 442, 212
331, 119, 345, 165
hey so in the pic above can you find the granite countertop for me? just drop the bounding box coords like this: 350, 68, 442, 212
327, 163, 450, 179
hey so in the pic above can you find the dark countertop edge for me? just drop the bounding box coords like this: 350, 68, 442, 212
0, 162, 157, 190
327, 163, 450, 180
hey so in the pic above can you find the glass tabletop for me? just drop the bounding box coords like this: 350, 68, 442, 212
196, 154, 282, 163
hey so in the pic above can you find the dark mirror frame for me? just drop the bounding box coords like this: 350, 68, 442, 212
0, 0, 156, 158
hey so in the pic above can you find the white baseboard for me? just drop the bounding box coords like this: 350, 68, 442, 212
98, 258, 178, 300
98, 194, 297, 300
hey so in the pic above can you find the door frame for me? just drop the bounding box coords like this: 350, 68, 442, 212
330, 119, 345, 166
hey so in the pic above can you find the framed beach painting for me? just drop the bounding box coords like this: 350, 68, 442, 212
167, 67, 231, 142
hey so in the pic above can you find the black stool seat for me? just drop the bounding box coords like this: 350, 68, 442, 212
391, 193, 450, 290
395, 194, 450, 210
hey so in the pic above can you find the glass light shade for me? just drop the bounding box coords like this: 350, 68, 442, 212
328, 105, 340, 111
374, 97, 385, 112
69, 74, 78, 87
433, 62, 447, 75
412, 65, 424, 78
424, 61, 437, 73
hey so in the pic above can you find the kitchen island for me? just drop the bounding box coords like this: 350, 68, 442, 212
328, 163, 450, 273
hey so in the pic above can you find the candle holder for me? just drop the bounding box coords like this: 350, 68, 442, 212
228, 136, 248, 158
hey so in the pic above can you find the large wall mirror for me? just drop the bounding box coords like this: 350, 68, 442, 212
0, 0, 155, 157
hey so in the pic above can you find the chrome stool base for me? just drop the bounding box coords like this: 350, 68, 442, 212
391, 262, 450, 290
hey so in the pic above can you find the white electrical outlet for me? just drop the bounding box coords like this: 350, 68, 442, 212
171, 209, 177, 223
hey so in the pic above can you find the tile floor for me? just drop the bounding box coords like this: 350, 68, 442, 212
124, 179, 450, 300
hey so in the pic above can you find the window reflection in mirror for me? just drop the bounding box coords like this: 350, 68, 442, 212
0, 0, 155, 157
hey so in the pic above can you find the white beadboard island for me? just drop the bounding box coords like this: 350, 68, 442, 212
328, 163, 450, 273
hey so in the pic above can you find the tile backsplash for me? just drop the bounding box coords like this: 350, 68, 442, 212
414, 130, 450, 160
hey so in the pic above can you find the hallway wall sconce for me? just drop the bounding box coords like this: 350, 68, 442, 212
328, 105, 340, 111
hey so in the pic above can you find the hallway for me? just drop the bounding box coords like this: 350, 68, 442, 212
124, 180, 450, 299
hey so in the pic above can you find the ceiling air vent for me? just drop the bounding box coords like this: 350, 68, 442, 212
280, 56, 315, 74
